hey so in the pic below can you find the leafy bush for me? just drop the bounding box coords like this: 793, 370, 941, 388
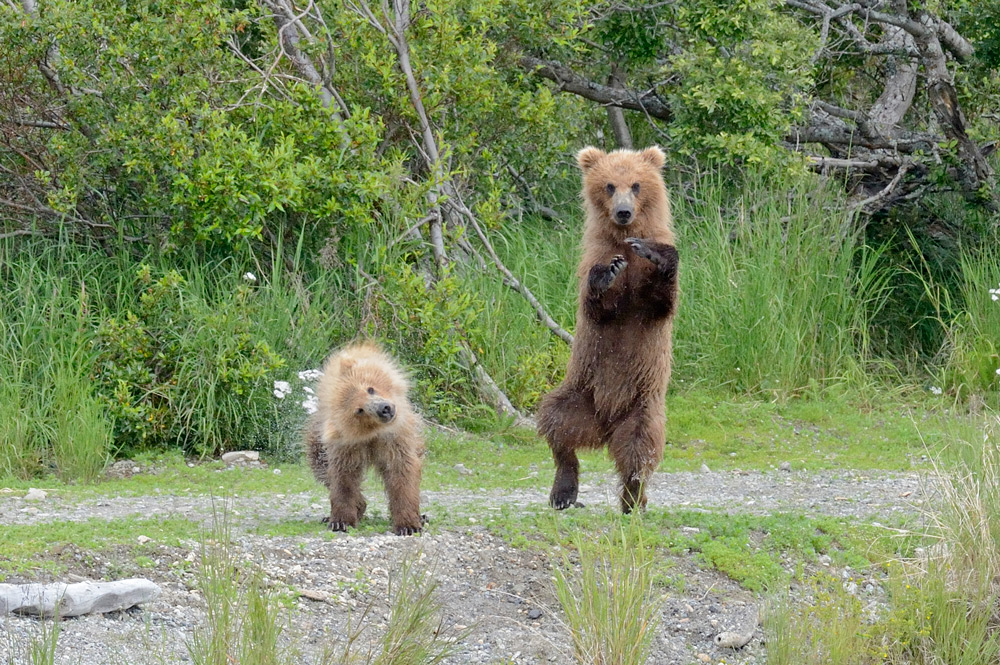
93, 265, 285, 456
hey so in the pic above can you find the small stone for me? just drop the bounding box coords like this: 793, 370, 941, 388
527, 608, 542, 620
221, 451, 259, 464
298, 589, 328, 602
697, 654, 711, 663
700, 463, 711, 474
23, 488, 47, 501
273, 468, 282, 475
454, 463, 473, 476
715, 631, 753, 648
819, 554, 832, 566
779, 461, 792, 472
137, 535, 152, 544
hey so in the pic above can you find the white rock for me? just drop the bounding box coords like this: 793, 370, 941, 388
714, 630, 753, 648
137, 535, 152, 544
779, 461, 792, 472
221, 451, 259, 464
0, 579, 161, 617
23, 488, 47, 501
454, 463, 473, 476
700, 463, 711, 474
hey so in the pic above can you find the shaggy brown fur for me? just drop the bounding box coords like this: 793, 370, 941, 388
305, 342, 425, 535
537, 146, 679, 513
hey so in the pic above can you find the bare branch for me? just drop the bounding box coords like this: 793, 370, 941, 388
806, 156, 879, 171
850, 163, 911, 213
520, 56, 672, 121
259, 0, 351, 119
929, 15, 974, 61
10, 117, 70, 130
0, 228, 39, 239
449, 197, 574, 346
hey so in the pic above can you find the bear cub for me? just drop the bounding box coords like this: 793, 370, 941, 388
305, 342, 425, 535
537, 146, 679, 514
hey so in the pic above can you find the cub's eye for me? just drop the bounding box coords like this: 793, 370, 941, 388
366, 387, 375, 395
606, 183, 615, 195
356, 407, 364, 414
631, 182, 640, 194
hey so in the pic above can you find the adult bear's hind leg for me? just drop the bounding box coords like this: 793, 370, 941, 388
537, 387, 603, 510
608, 405, 665, 514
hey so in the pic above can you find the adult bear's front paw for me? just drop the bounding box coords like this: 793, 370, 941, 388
589, 255, 628, 293
626, 238, 678, 270
393, 523, 422, 536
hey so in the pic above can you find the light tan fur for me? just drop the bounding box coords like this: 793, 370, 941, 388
538, 146, 679, 513
305, 342, 425, 535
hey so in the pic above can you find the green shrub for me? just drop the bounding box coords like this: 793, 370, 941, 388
93, 265, 285, 456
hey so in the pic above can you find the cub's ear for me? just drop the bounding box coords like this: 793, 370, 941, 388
639, 146, 666, 169
338, 357, 357, 372
576, 146, 605, 172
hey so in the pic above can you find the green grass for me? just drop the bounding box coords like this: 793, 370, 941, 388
188, 508, 290, 665
484, 502, 898, 593
0, 516, 199, 575
552, 520, 663, 665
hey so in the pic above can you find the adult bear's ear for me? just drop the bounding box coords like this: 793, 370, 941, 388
577, 146, 605, 172
639, 146, 666, 169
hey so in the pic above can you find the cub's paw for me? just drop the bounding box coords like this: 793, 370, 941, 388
589, 254, 628, 293
394, 524, 422, 536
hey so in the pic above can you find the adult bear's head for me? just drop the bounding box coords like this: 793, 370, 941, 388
576, 146, 671, 237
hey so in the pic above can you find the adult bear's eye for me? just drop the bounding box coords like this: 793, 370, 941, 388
606, 183, 615, 195
367, 387, 375, 395
631, 182, 640, 194
356, 407, 364, 414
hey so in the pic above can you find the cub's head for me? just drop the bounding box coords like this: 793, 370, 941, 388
324, 351, 409, 440
577, 146, 669, 231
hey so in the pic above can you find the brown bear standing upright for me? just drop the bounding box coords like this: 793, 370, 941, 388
537, 146, 679, 514
305, 342, 425, 535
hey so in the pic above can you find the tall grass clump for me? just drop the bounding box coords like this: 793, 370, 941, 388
552, 518, 663, 665
187, 505, 289, 665
672, 175, 893, 395
0, 240, 114, 480
916, 240, 1000, 401
49, 365, 111, 482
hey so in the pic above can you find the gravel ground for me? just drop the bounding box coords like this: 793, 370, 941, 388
0, 468, 930, 665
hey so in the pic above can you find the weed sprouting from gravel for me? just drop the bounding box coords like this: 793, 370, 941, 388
552, 517, 663, 665
187, 501, 289, 665
325, 556, 463, 665
1, 615, 60, 665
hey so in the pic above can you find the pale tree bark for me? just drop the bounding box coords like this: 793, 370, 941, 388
607, 64, 633, 149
